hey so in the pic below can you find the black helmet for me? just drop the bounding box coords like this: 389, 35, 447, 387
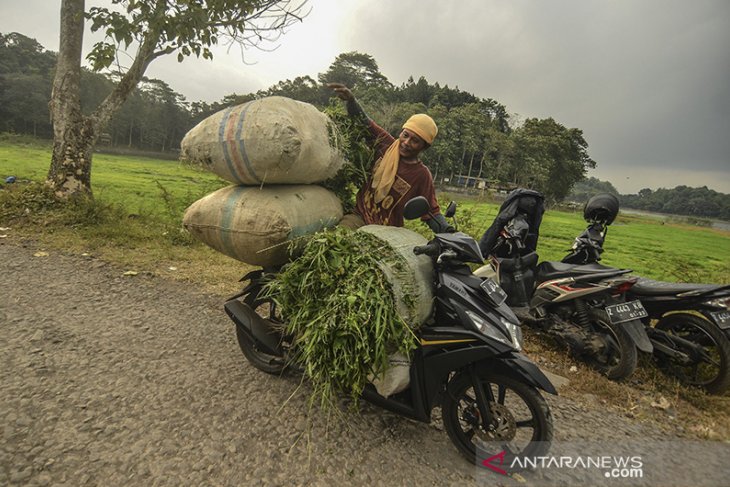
583, 193, 619, 225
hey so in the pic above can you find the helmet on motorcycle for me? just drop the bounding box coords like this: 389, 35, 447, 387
583, 193, 619, 225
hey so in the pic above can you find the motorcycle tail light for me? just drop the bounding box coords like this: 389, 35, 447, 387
613, 278, 638, 294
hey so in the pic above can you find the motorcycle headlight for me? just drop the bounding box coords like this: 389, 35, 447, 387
500, 316, 523, 351
465, 310, 518, 350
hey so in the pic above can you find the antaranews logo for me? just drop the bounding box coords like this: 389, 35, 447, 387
481, 451, 508, 475
481, 451, 644, 479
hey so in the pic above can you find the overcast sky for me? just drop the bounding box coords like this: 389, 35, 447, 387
1, 0, 728, 194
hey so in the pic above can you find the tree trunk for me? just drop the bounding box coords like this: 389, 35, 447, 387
477, 152, 485, 179
48, 0, 94, 197
459, 147, 466, 187
47, 0, 162, 198
464, 152, 475, 188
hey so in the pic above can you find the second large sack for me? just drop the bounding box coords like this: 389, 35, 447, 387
180, 96, 344, 185
182, 184, 343, 267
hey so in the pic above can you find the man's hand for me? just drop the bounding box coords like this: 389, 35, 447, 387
327, 82, 354, 102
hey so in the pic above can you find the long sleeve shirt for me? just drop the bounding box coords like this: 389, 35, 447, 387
351, 110, 441, 227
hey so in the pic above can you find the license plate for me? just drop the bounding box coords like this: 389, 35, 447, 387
480, 278, 507, 306
710, 310, 730, 329
605, 300, 648, 324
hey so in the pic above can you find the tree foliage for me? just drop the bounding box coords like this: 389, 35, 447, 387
620, 186, 730, 220
318, 51, 392, 91
0, 33, 56, 137
46, 0, 308, 198
568, 177, 619, 202
5, 25, 601, 203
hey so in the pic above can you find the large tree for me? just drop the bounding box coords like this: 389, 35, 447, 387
512, 117, 596, 202
317, 51, 392, 91
49, 0, 307, 197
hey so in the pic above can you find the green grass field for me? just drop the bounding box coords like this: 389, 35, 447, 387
2, 138, 728, 285
0, 136, 226, 219
432, 196, 730, 284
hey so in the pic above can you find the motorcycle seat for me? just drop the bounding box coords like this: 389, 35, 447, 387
536, 261, 620, 282
629, 278, 719, 297
494, 252, 539, 271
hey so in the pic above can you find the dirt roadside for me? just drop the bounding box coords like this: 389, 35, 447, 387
0, 239, 704, 486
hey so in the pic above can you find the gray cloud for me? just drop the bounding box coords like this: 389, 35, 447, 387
350, 0, 730, 191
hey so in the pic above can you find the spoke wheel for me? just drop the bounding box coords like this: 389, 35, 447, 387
654, 313, 730, 395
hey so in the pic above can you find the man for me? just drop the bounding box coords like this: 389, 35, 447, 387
328, 83, 453, 233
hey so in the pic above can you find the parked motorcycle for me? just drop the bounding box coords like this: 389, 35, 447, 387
475, 190, 652, 381
224, 196, 555, 465
563, 193, 730, 394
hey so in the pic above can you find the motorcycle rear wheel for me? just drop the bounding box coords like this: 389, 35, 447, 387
654, 313, 730, 395
584, 308, 638, 380
234, 284, 287, 375
442, 370, 552, 467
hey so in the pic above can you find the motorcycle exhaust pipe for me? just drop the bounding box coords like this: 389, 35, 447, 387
224, 300, 284, 357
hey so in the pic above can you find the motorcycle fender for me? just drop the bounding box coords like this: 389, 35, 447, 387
622, 319, 653, 353
484, 354, 558, 396
224, 300, 283, 357
464, 353, 558, 396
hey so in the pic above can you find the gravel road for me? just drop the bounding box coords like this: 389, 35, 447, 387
0, 240, 688, 486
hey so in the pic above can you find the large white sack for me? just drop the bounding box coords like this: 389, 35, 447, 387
356, 225, 435, 327
180, 96, 344, 185
183, 185, 343, 267
357, 225, 435, 397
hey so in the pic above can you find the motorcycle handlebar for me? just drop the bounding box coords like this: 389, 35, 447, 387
413, 241, 440, 257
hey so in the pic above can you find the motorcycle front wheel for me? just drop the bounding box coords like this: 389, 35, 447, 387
234, 283, 287, 375
442, 370, 552, 467
654, 313, 730, 395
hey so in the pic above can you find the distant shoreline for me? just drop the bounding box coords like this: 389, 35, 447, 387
620, 207, 730, 231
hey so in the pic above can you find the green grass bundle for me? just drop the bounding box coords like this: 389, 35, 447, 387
262, 226, 431, 410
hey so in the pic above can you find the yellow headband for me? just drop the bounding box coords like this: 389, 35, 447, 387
402, 114, 438, 145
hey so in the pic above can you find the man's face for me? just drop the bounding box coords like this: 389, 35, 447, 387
398, 129, 427, 159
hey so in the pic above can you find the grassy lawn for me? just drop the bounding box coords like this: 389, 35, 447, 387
2, 138, 728, 287
440, 194, 730, 284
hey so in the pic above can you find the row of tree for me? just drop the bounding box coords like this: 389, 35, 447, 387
2, 28, 594, 202
568, 178, 730, 220
1, 32, 192, 152
190, 52, 596, 202
621, 186, 730, 221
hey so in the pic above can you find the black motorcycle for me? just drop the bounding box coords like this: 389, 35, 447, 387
564, 194, 730, 394
224, 196, 555, 465
476, 189, 652, 381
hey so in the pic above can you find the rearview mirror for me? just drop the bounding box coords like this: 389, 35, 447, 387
445, 201, 457, 218
403, 196, 430, 220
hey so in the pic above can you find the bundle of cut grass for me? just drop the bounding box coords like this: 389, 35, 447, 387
262, 225, 433, 409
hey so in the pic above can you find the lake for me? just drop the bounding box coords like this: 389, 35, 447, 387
620, 208, 730, 232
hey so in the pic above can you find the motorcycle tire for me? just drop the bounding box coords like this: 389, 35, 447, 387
234, 284, 287, 375
584, 307, 638, 380
654, 313, 730, 395
441, 370, 552, 467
